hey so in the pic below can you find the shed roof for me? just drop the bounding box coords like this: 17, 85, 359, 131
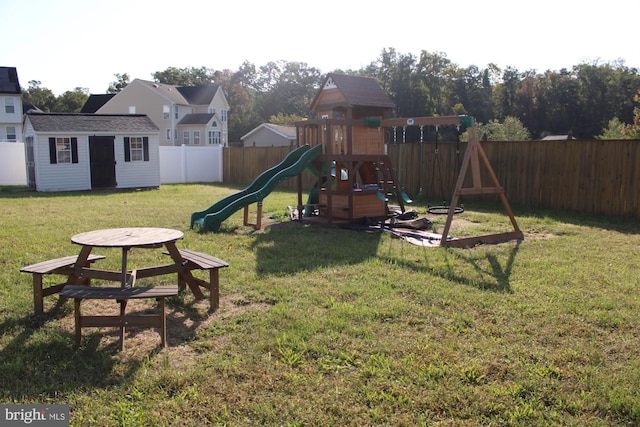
310, 73, 395, 112
26, 113, 159, 133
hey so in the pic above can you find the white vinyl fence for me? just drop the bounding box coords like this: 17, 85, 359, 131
0, 142, 223, 188
0, 142, 27, 186
159, 144, 224, 184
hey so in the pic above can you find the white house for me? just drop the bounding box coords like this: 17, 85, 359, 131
95, 79, 230, 147
0, 66, 23, 143
23, 112, 160, 192
240, 123, 296, 147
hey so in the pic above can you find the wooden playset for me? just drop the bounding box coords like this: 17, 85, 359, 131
295, 73, 523, 247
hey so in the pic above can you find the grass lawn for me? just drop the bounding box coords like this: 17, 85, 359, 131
0, 183, 639, 426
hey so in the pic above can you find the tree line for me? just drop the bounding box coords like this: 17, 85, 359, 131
21, 48, 640, 142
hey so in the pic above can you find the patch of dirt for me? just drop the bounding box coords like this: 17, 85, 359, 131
53, 291, 273, 363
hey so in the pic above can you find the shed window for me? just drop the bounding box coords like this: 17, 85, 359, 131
48, 137, 78, 164
124, 136, 149, 162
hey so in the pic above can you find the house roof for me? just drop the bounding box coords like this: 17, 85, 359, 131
241, 123, 297, 141
81, 94, 117, 113
177, 113, 215, 125
134, 79, 221, 106
26, 113, 159, 133
310, 73, 395, 112
0, 66, 21, 94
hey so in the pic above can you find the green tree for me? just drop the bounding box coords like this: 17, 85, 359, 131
21, 80, 56, 112
596, 117, 627, 139
474, 116, 531, 141
622, 90, 640, 139
269, 113, 304, 125
107, 73, 130, 93
54, 87, 89, 112
152, 66, 216, 86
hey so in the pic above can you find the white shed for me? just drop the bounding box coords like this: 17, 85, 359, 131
23, 113, 160, 192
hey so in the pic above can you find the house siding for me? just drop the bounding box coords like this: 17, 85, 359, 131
97, 79, 230, 147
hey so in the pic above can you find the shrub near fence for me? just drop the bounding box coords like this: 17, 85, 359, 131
224, 139, 640, 218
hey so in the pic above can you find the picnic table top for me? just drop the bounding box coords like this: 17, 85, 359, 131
71, 227, 184, 248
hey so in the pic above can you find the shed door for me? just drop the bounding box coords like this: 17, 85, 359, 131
89, 135, 116, 189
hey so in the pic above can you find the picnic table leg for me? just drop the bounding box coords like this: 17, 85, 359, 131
33, 273, 44, 315
74, 299, 82, 346
209, 268, 219, 311
159, 297, 167, 347
164, 243, 205, 300
69, 245, 94, 285
119, 300, 127, 351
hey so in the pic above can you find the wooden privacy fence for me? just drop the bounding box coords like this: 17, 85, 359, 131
223, 139, 640, 218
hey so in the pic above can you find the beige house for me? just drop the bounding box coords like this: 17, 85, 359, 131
95, 78, 230, 147
240, 123, 296, 147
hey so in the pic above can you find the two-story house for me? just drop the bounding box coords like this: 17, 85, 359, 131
0, 66, 23, 143
95, 78, 230, 147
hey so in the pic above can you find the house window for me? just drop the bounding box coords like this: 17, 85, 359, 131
124, 136, 149, 162
221, 109, 228, 122
208, 107, 215, 114
163, 105, 170, 120
174, 105, 178, 119
183, 131, 190, 145
48, 137, 78, 164
166, 129, 171, 140
193, 131, 200, 145
211, 121, 217, 127
5, 98, 15, 114
6, 126, 16, 141
208, 130, 221, 145
128, 106, 136, 114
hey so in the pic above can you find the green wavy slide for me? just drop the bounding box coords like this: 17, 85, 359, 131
191, 144, 323, 232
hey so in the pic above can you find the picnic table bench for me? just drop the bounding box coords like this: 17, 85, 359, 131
60, 283, 178, 350
20, 254, 106, 314
164, 249, 229, 310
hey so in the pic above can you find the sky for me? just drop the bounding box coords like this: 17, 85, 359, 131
2, 0, 638, 96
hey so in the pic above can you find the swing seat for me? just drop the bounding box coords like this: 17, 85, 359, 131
376, 191, 388, 202
401, 192, 413, 204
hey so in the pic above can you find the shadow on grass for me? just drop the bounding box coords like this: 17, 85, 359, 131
0, 295, 208, 402
250, 221, 382, 276
381, 237, 521, 293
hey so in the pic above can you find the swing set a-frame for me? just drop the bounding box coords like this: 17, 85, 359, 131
381, 115, 523, 248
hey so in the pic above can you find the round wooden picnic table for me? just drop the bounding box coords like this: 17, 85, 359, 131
71, 227, 185, 288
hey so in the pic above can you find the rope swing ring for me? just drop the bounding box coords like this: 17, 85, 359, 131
427, 205, 465, 215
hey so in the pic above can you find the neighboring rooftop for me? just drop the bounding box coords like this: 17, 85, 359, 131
0, 66, 21, 94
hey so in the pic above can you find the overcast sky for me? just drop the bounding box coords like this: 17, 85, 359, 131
3, 0, 638, 95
